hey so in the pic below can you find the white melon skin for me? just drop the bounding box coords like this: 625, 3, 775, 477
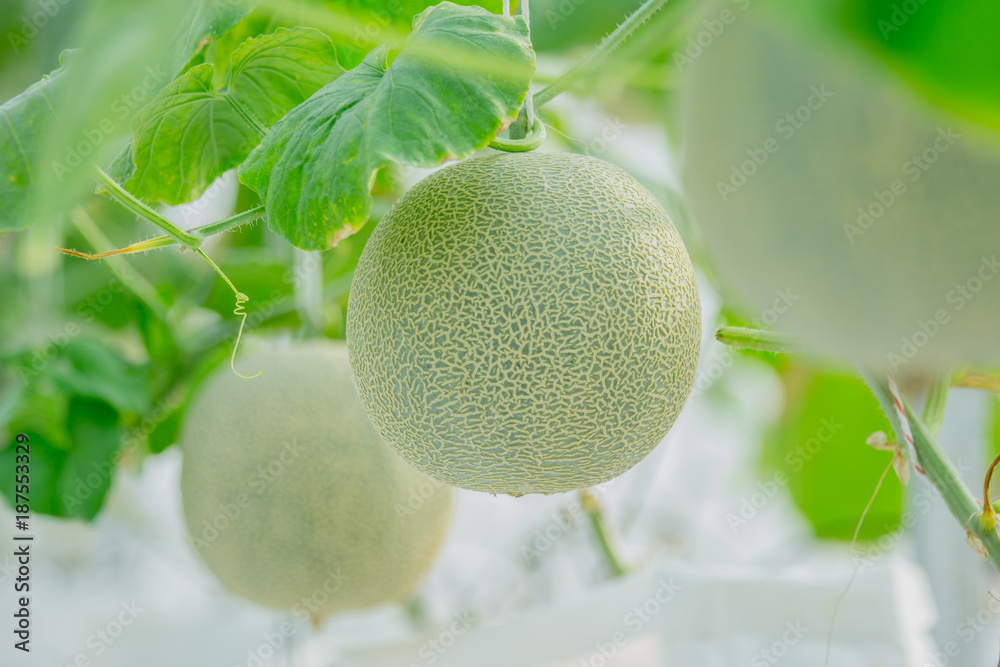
180, 342, 452, 620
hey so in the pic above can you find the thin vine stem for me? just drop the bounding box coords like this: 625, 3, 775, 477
580, 489, 629, 577
982, 453, 1000, 532
59, 205, 267, 259
196, 248, 261, 380
508, 0, 533, 141
952, 371, 1000, 393
922, 375, 950, 437
533, 0, 671, 109
825, 457, 896, 667
490, 116, 547, 152
715, 326, 799, 354
92, 165, 201, 248
67, 207, 168, 320
58, 235, 178, 259
192, 204, 266, 238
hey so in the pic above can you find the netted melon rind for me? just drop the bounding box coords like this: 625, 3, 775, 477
348, 152, 701, 495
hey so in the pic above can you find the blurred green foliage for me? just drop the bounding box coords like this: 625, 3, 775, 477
760, 0, 1000, 136
1, 185, 377, 520
3, 0, 998, 532
764, 368, 902, 541
529, 0, 644, 52
840, 0, 1000, 134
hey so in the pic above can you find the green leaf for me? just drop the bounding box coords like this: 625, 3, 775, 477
0, 399, 122, 521
239, 2, 535, 250
33, 0, 213, 221
167, 0, 255, 77
103, 0, 254, 186
127, 27, 343, 205
763, 370, 902, 541
148, 407, 184, 454
59, 398, 122, 521
0, 432, 68, 518
325, 0, 503, 68
47, 339, 150, 415
0, 51, 74, 232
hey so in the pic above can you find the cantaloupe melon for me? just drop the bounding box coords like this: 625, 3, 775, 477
180, 342, 451, 621
347, 152, 701, 495
680, 5, 1000, 372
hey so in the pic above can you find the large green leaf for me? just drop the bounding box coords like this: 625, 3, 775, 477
239, 2, 534, 250
0, 397, 121, 521
0, 51, 74, 232
127, 27, 343, 205
59, 398, 122, 521
0, 0, 252, 228
47, 339, 150, 415
104, 0, 255, 186
167, 0, 255, 76
325, 0, 503, 67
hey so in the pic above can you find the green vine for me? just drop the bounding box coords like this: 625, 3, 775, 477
533, 0, 673, 109
715, 326, 1000, 574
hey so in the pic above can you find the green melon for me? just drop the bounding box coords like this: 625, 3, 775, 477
347, 152, 701, 495
681, 6, 1000, 372
180, 342, 451, 621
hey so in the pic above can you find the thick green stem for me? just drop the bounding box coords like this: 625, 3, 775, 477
715, 326, 799, 354
191, 204, 266, 238
93, 166, 201, 248
533, 0, 671, 108
64, 205, 267, 259
490, 116, 547, 152
859, 367, 1000, 574
714, 327, 1000, 572
509, 0, 533, 141
580, 489, 629, 577
921, 375, 950, 437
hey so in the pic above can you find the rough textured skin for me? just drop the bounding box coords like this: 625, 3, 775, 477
681, 8, 1000, 371
180, 342, 451, 619
347, 152, 701, 495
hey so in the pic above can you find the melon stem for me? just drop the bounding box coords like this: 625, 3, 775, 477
580, 489, 629, 577
509, 0, 533, 141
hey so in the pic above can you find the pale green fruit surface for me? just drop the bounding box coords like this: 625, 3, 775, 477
180, 342, 451, 619
681, 7, 1000, 372
347, 152, 701, 495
